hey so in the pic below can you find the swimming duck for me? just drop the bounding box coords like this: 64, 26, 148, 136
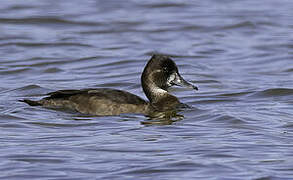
21, 55, 198, 116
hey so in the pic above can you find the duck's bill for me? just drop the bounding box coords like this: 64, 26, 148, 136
169, 72, 198, 90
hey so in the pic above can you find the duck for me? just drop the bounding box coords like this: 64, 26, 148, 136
20, 55, 198, 116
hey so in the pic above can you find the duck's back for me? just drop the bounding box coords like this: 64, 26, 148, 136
24, 88, 149, 116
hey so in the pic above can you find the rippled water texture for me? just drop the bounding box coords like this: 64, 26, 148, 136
1, 0, 293, 179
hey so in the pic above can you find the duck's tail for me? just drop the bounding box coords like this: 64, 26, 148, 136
19, 99, 42, 106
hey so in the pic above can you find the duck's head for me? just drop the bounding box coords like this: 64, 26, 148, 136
141, 55, 198, 102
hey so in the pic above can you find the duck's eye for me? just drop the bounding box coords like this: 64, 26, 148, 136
163, 67, 168, 72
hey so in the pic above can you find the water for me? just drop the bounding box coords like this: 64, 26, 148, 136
0, 0, 293, 179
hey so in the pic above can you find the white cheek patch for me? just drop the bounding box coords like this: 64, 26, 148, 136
167, 73, 177, 86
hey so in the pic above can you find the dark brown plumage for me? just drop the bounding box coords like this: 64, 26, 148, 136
20, 55, 197, 116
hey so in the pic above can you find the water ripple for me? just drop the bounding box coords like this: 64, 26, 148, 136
253, 88, 293, 97
0, 0, 292, 179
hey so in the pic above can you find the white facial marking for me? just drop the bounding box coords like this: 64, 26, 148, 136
167, 73, 179, 86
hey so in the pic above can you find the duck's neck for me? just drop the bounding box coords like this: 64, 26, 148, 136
142, 80, 179, 111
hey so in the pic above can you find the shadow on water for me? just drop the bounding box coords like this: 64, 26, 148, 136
142, 111, 185, 125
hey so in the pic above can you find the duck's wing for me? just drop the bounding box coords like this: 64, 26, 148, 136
46, 88, 94, 99
45, 88, 147, 105
21, 88, 148, 115
20, 89, 95, 106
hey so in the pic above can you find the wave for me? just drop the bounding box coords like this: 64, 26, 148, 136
252, 88, 293, 97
